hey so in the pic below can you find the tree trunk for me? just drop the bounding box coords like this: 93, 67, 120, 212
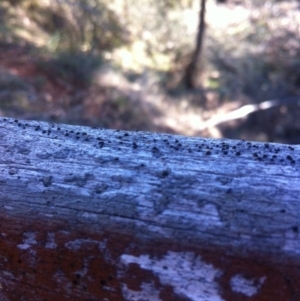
0, 117, 299, 301
183, 0, 206, 89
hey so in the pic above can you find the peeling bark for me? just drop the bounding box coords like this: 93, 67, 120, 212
0, 117, 299, 301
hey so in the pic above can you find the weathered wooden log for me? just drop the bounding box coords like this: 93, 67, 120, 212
0, 117, 299, 301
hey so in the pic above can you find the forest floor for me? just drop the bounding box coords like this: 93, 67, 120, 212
1, 0, 300, 144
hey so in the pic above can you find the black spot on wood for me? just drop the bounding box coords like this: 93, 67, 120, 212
162, 170, 169, 177
42, 176, 52, 187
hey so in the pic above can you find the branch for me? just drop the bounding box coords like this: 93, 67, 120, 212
199, 95, 300, 130
0, 117, 299, 301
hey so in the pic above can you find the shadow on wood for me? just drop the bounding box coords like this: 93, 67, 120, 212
0, 117, 299, 301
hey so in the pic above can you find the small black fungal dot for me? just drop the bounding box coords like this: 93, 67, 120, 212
57, 127, 61, 130
175, 139, 179, 143
65, 133, 69, 136
124, 133, 129, 136
223, 151, 228, 155
253, 153, 258, 157
236, 151, 241, 156
272, 155, 277, 159
82, 132, 87, 135
152, 146, 159, 152
288, 146, 294, 151
133, 142, 138, 149
14, 119, 18, 123
232, 146, 236, 149
114, 157, 119, 161
206, 151, 211, 155
226, 188, 232, 194
162, 170, 169, 177
35, 126, 40, 131
263, 154, 268, 158
287, 155, 293, 161
280, 209, 286, 213
292, 226, 299, 233
98, 141, 104, 148
264, 143, 269, 148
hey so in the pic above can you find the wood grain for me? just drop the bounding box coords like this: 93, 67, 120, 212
0, 117, 299, 301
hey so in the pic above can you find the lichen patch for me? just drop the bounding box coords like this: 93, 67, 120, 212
230, 274, 266, 297
121, 251, 224, 301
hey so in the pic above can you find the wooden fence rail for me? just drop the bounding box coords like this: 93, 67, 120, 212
0, 117, 299, 301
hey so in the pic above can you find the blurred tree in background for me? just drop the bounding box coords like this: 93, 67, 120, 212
184, 0, 206, 89
0, 0, 300, 143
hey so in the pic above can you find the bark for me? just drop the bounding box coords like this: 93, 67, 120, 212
0, 117, 299, 301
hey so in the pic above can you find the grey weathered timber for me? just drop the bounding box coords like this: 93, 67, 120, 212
0, 116, 299, 301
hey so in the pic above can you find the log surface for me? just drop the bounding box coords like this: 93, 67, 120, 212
0, 117, 299, 301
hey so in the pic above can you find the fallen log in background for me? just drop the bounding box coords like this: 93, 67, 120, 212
0, 116, 299, 301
